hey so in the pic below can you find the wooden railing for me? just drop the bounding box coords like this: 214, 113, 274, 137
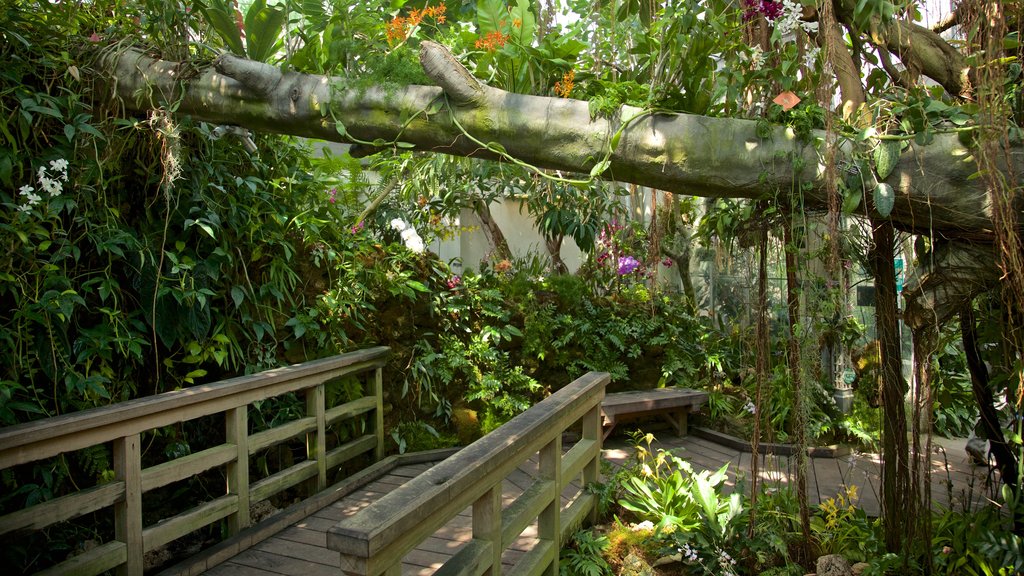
328, 370, 609, 576
0, 346, 390, 576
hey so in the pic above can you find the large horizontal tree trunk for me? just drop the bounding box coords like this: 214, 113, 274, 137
101, 45, 1020, 243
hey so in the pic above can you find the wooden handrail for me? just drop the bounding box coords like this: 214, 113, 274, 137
0, 346, 390, 576
328, 370, 609, 576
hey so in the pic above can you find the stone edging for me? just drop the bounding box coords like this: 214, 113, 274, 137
692, 427, 852, 458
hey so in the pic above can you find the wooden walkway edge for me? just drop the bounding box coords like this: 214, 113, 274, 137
159, 435, 993, 576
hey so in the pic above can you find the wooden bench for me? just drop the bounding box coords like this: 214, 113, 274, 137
600, 387, 709, 440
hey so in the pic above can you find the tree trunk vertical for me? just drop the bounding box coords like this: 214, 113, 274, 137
748, 208, 769, 539
473, 198, 513, 261
961, 305, 1019, 492
870, 217, 909, 553
910, 324, 938, 573
783, 214, 812, 560
545, 234, 568, 274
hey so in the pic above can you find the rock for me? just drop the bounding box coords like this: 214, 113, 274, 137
851, 562, 870, 575
816, 554, 853, 576
966, 437, 989, 466
652, 553, 681, 567
250, 499, 278, 523
621, 552, 654, 576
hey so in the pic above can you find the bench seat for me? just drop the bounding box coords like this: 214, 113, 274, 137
600, 387, 708, 440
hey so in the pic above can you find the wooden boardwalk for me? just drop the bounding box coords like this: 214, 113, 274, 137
602, 433, 995, 517
175, 434, 993, 576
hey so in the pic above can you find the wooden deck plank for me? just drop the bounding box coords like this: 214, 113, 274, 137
275, 525, 326, 548
226, 549, 339, 576
204, 562, 283, 575
252, 537, 339, 567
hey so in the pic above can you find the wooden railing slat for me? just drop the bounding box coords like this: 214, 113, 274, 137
500, 480, 555, 548
560, 493, 598, 537
0, 480, 123, 536
143, 494, 239, 552
0, 347, 389, 469
226, 406, 250, 535
114, 433, 143, 576
250, 459, 319, 503
537, 435, 561, 576
503, 541, 555, 576
325, 395, 376, 425
35, 541, 127, 576
560, 439, 599, 485
432, 540, 493, 576
141, 443, 237, 493
473, 485, 502, 576
308, 384, 328, 491
0, 347, 389, 576
325, 434, 378, 470
329, 371, 609, 576
373, 367, 385, 461
248, 415, 316, 453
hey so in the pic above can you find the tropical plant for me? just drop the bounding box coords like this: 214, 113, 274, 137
810, 485, 879, 562
559, 529, 613, 576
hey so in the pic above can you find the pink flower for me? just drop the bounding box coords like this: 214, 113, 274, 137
350, 221, 364, 234
88, 33, 102, 43
446, 276, 462, 289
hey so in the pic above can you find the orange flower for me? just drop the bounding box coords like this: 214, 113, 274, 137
385, 3, 446, 44
513, 18, 522, 28
386, 16, 407, 44
475, 30, 509, 51
554, 69, 574, 98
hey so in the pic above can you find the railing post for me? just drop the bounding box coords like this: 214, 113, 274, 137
581, 404, 601, 525
539, 434, 561, 576
226, 406, 250, 534
307, 383, 328, 491
373, 367, 384, 461
474, 485, 503, 576
114, 433, 143, 576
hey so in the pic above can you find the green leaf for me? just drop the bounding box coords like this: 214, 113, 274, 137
476, 0, 504, 35
842, 188, 862, 214
201, 0, 246, 56
245, 0, 287, 63
873, 182, 895, 217
589, 159, 610, 178
231, 286, 245, 308
509, 0, 537, 46
406, 280, 429, 292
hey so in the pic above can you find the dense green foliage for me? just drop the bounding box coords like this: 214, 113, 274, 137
2, 0, 1022, 572
564, 434, 1022, 576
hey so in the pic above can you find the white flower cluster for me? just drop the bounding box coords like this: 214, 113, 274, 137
718, 548, 738, 576
743, 400, 757, 415
390, 218, 425, 254
630, 520, 655, 532
804, 46, 821, 69
18, 158, 68, 213
678, 543, 698, 563
748, 45, 765, 71
776, 0, 818, 39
